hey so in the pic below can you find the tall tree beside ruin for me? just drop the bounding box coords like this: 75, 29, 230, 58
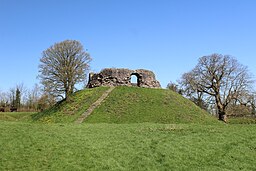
180, 54, 253, 122
38, 40, 91, 100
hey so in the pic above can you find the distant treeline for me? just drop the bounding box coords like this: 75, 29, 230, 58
0, 83, 55, 112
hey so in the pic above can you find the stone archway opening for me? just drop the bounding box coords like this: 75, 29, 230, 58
86, 68, 161, 88
131, 73, 140, 87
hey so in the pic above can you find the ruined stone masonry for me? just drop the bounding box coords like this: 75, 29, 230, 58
87, 68, 161, 88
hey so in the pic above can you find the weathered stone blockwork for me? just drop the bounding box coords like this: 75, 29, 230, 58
87, 68, 161, 88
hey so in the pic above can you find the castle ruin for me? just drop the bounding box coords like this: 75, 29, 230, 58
87, 68, 161, 88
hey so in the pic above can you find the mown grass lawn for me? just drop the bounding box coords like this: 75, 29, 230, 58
0, 112, 36, 122
1, 121, 256, 170
228, 117, 256, 124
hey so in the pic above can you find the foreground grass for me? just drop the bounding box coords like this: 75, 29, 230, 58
86, 86, 216, 124
1, 121, 256, 170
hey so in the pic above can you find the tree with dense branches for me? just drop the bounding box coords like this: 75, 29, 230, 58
180, 54, 253, 122
39, 40, 91, 100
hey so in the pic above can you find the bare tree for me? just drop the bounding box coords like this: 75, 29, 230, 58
248, 92, 256, 115
233, 91, 256, 115
37, 93, 56, 111
24, 84, 42, 111
167, 81, 182, 94
9, 87, 16, 108
38, 40, 91, 100
179, 72, 213, 111
0, 91, 8, 108
180, 54, 253, 122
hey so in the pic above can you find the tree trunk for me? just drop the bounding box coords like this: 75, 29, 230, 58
65, 91, 71, 102
218, 111, 227, 123
215, 92, 227, 123
65, 86, 73, 102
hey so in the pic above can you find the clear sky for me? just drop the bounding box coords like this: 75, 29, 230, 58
1, 0, 256, 91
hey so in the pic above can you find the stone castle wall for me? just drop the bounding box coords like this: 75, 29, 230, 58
87, 68, 161, 88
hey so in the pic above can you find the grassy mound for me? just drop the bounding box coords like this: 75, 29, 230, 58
32, 87, 109, 123
32, 86, 216, 124
86, 86, 217, 124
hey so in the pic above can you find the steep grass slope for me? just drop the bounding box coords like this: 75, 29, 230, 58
85, 86, 217, 124
32, 87, 109, 123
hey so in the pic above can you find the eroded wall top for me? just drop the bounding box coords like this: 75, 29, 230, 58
87, 68, 161, 88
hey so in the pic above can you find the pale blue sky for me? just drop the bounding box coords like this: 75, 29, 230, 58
1, 0, 256, 91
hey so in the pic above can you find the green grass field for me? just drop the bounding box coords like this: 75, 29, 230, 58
1, 87, 256, 170
228, 117, 256, 124
0, 112, 36, 122
0, 121, 256, 170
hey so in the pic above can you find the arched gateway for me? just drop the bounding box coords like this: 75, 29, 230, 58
130, 73, 140, 86
87, 68, 161, 88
